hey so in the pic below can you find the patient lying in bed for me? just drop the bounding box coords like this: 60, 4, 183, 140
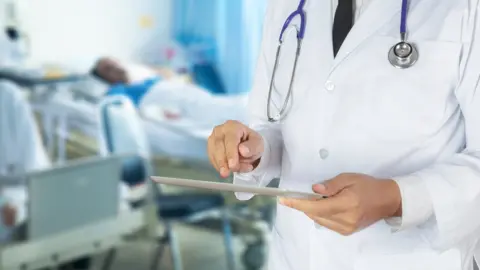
92, 57, 249, 128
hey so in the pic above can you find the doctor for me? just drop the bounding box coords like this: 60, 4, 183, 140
207, 0, 480, 269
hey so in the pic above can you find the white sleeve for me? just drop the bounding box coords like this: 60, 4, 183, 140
385, 177, 433, 230
233, 0, 284, 200
18, 100, 51, 171
385, 4, 480, 250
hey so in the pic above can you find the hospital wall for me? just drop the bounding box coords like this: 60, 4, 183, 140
0, 0, 172, 69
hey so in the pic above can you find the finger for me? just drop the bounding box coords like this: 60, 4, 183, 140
306, 214, 355, 236
312, 184, 328, 195
207, 137, 220, 171
314, 173, 357, 196
208, 137, 227, 174
213, 139, 229, 178
238, 135, 263, 159
312, 211, 357, 228
238, 163, 254, 173
238, 156, 259, 164
209, 126, 224, 172
224, 127, 244, 171
212, 125, 225, 140
279, 195, 350, 216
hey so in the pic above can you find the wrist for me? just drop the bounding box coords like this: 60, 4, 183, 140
381, 179, 402, 218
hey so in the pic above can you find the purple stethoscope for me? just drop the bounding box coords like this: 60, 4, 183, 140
267, 0, 417, 122
388, 0, 418, 69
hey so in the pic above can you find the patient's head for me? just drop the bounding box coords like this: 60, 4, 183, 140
92, 57, 129, 85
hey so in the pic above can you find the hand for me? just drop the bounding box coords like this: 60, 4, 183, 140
279, 173, 402, 236
208, 120, 264, 178
1, 204, 16, 227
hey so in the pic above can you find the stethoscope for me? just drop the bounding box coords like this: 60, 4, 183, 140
267, 0, 418, 122
388, 0, 418, 69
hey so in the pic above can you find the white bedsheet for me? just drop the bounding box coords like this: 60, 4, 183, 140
35, 94, 222, 161
140, 79, 249, 131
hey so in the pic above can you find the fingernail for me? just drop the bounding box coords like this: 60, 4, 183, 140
220, 167, 228, 175
228, 159, 236, 169
278, 197, 286, 205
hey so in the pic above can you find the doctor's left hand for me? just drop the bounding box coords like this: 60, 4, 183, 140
279, 173, 402, 236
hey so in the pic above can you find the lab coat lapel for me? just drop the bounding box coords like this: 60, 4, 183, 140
288, 0, 334, 95
302, 0, 334, 79
332, 0, 400, 69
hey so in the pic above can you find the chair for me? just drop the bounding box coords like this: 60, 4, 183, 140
98, 96, 236, 270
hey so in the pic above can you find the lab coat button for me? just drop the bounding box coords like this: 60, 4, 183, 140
319, 149, 329, 159
324, 81, 335, 92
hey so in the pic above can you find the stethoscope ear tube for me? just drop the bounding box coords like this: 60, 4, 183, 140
267, 36, 303, 122
267, 44, 284, 122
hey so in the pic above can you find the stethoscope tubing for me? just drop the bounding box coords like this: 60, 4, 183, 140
267, 0, 417, 122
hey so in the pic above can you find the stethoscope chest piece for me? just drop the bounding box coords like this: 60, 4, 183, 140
388, 41, 418, 69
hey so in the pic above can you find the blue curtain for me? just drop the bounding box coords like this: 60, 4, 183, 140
172, 0, 267, 94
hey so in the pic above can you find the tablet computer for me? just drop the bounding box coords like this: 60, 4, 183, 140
151, 176, 326, 199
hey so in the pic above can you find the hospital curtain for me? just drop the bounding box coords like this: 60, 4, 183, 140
172, 0, 267, 94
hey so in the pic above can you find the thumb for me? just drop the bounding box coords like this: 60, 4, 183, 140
238, 136, 264, 159
313, 174, 355, 196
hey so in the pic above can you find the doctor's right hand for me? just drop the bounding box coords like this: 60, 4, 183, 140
208, 120, 264, 178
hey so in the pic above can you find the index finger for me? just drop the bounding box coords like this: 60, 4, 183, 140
224, 128, 244, 171
279, 195, 349, 216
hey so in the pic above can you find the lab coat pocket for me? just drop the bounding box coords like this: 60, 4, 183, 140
344, 37, 462, 143
354, 249, 462, 270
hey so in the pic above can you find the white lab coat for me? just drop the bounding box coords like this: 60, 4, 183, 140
0, 80, 50, 240
234, 0, 480, 269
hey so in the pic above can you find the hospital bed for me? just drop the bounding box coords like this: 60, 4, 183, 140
0, 155, 144, 270
98, 96, 236, 270
0, 65, 89, 163
3, 71, 273, 269
27, 85, 210, 162
97, 96, 273, 270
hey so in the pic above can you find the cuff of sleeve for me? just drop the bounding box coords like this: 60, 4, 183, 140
233, 130, 273, 200
233, 173, 262, 201
385, 174, 434, 232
